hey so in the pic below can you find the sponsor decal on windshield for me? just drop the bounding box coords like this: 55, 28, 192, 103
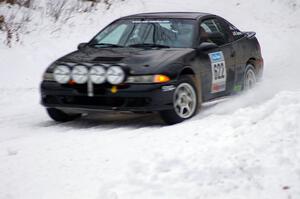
132, 20, 170, 24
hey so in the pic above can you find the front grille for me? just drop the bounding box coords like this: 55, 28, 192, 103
61, 84, 130, 95
43, 95, 151, 108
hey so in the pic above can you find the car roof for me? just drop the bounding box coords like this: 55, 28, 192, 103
122, 12, 214, 20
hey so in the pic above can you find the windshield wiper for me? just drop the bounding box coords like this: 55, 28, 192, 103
128, 43, 170, 48
91, 43, 124, 48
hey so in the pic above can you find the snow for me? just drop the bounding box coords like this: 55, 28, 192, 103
1, 0, 300, 199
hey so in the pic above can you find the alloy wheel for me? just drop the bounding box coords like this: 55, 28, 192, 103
173, 83, 197, 119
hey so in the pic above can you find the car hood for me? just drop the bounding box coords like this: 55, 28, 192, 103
56, 47, 195, 74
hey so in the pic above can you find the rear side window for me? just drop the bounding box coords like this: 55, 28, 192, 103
200, 18, 229, 46
228, 24, 244, 40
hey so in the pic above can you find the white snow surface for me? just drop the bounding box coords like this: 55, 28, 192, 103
1, 0, 300, 199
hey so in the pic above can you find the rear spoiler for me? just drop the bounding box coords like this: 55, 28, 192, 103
243, 31, 256, 39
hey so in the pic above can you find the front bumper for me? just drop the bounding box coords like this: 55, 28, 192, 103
40, 81, 176, 112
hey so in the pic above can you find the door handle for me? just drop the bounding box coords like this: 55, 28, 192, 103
231, 50, 236, 57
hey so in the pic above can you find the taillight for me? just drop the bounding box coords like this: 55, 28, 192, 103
257, 42, 262, 54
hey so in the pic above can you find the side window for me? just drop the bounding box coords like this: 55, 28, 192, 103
228, 24, 244, 41
200, 19, 229, 46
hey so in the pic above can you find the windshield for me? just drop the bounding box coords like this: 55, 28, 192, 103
90, 19, 196, 48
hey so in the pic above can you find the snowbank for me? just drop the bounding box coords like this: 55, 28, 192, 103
0, 89, 299, 199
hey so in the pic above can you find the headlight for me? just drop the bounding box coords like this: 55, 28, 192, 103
126, 74, 170, 84
89, 66, 106, 84
126, 75, 154, 83
72, 65, 88, 84
53, 65, 71, 84
106, 66, 125, 85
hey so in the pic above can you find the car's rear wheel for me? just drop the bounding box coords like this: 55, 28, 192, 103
46, 108, 81, 122
160, 76, 199, 125
243, 65, 257, 90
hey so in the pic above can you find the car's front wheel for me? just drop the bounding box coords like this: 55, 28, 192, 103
46, 108, 81, 122
160, 76, 199, 125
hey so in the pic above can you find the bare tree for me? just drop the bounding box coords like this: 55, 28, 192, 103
0, 0, 31, 8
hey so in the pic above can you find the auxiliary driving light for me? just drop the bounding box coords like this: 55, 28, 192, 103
53, 65, 71, 84
72, 65, 89, 84
89, 66, 106, 84
106, 66, 125, 85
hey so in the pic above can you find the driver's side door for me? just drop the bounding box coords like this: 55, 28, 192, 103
198, 18, 236, 101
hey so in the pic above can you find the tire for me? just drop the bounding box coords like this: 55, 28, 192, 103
46, 108, 81, 122
243, 64, 257, 91
160, 75, 200, 125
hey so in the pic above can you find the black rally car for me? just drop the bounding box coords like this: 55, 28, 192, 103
41, 12, 263, 124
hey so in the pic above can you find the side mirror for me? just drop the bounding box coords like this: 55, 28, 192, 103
77, 42, 87, 50
197, 42, 218, 51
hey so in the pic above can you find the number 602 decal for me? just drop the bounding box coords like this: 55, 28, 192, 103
209, 51, 227, 93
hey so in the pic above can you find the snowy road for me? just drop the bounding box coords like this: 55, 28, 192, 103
1, 87, 300, 199
1, 0, 300, 198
